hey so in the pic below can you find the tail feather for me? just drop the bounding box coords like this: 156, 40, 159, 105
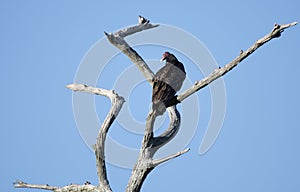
152, 96, 179, 116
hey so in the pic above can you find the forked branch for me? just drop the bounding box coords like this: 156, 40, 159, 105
104, 16, 190, 192
66, 83, 125, 192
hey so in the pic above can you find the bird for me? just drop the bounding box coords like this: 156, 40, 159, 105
152, 52, 186, 115
138, 15, 149, 24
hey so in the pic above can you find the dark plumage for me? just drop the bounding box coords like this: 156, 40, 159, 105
152, 52, 186, 115
138, 15, 149, 24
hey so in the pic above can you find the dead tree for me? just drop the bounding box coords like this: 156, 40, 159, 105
14, 16, 297, 192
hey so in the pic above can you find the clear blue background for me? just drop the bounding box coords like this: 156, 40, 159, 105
1, 0, 299, 191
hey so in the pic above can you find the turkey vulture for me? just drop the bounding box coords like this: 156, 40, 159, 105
152, 52, 186, 115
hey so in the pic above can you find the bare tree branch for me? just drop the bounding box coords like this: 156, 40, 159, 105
116, 16, 159, 38
95, 93, 124, 191
105, 16, 157, 83
151, 106, 181, 149
54, 184, 99, 192
14, 180, 102, 192
177, 22, 297, 102
66, 83, 125, 192
152, 148, 190, 167
125, 106, 184, 192
66, 83, 115, 96
14, 180, 58, 191
56, 184, 101, 192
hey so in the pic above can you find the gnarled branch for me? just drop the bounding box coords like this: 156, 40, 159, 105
104, 16, 188, 192
105, 16, 157, 83
66, 83, 125, 192
126, 106, 183, 192
151, 106, 181, 149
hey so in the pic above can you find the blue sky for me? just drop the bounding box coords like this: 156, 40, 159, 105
1, 1, 299, 191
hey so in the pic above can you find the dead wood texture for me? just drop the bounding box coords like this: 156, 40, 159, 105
14, 16, 297, 192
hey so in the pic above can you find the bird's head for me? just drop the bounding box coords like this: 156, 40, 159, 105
160, 52, 170, 62
160, 52, 178, 63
